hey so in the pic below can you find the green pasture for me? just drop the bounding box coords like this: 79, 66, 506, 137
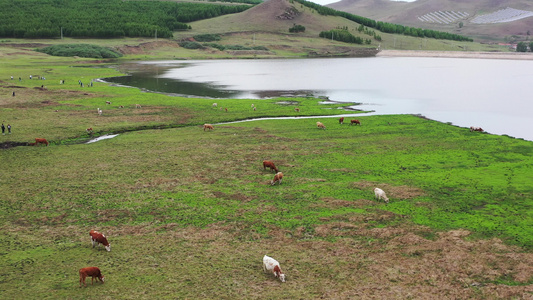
0, 48, 532, 298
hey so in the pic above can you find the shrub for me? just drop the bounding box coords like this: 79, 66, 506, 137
179, 41, 204, 49
193, 34, 221, 42
35, 44, 123, 58
289, 24, 306, 33
204, 43, 226, 51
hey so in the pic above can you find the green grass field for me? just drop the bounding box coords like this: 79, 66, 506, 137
0, 46, 531, 299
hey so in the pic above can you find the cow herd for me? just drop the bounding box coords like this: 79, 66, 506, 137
37, 102, 484, 288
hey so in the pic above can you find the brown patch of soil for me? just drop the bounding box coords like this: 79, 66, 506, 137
115, 40, 180, 55
353, 180, 425, 199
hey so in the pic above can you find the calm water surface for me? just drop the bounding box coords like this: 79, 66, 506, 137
106, 57, 533, 141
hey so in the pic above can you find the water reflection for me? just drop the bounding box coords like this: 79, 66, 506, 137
105, 62, 241, 98
104, 62, 326, 99
102, 58, 533, 141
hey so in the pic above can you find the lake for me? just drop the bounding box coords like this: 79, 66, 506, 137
104, 57, 533, 141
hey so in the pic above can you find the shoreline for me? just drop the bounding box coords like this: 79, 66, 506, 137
376, 49, 533, 60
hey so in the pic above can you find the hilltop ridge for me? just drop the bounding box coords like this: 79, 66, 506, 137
328, 0, 533, 42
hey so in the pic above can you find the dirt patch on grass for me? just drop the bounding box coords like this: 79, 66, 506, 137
353, 180, 425, 199
115, 40, 180, 55
3, 222, 531, 298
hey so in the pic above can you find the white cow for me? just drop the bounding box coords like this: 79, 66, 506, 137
374, 187, 389, 203
263, 255, 286, 282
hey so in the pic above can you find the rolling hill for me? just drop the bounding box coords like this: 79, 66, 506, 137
183, 0, 506, 56
328, 0, 533, 43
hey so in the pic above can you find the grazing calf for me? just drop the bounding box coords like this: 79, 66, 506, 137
350, 119, 361, 125
317, 121, 326, 129
339, 117, 344, 124
97, 108, 102, 116
119, 105, 124, 108
225, 108, 228, 112
263, 160, 279, 173
470, 126, 483, 132
203, 124, 214, 131
79, 267, 105, 287
251, 104, 255, 108
263, 255, 286, 282
89, 230, 111, 252
294, 107, 300, 112
105, 101, 111, 105
271, 172, 283, 186
86, 128, 93, 134
34, 138, 49, 146
135, 104, 142, 109
212, 103, 217, 108
253, 106, 257, 111
374, 188, 389, 203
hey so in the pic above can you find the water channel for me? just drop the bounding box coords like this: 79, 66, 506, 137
104, 57, 533, 141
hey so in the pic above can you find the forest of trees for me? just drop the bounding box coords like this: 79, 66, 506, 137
319, 29, 363, 44
0, 0, 253, 39
294, 0, 473, 42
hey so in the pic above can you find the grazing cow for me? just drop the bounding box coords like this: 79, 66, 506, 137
317, 121, 326, 129
203, 124, 214, 131
470, 126, 483, 132
263, 255, 286, 282
350, 119, 361, 125
263, 160, 279, 173
212, 103, 218, 108
294, 107, 300, 112
253, 106, 257, 111
97, 108, 102, 116
225, 108, 228, 112
374, 188, 389, 204
105, 101, 111, 105
271, 172, 283, 186
339, 117, 344, 124
119, 105, 124, 108
34, 138, 49, 146
89, 230, 111, 252
86, 128, 93, 134
135, 104, 141, 109
251, 104, 255, 108
79, 267, 105, 287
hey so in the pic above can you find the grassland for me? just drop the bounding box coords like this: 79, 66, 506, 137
1, 44, 532, 299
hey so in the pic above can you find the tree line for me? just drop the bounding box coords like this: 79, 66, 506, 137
0, 0, 253, 39
293, 0, 473, 42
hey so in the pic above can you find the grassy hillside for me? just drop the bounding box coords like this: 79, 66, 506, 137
0, 44, 532, 298
329, 0, 533, 43
178, 0, 508, 55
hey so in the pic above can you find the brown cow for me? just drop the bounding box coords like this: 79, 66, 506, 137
350, 119, 361, 125
271, 172, 283, 186
203, 124, 214, 131
470, 126, 483, 132
34, 138, 49, 146
317, 122, 326, 129
339, 117, 344, 124
294, 108, 300, 112
263, 160, 279, 173
79, 267, 105, 287
89, 230, 111, 252
86, 128, 93, 134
